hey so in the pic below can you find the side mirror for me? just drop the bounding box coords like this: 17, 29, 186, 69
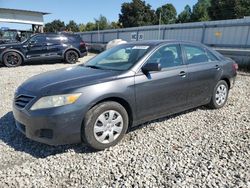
142, 63, 161, 72
125, 48, 132, 54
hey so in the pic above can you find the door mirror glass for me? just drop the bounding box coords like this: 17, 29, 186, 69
142, 63, 162, 72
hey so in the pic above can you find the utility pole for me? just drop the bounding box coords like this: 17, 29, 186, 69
97, 21, 100, 43
158, 12, 162, 40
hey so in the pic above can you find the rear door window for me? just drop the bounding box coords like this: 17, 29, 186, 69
183, 45, 209, 64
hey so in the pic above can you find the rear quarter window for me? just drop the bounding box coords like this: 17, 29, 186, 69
209, 48, 225, 60
206, 50, 219, 62
66, 35, 81, 43
46, 35, 68, 43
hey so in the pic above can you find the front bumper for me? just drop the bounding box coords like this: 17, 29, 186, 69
79, 49, 88, 58
13, 104, 84, 146
229, 76, 236, 89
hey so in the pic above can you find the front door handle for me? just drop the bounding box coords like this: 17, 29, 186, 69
179, 71, 186, 77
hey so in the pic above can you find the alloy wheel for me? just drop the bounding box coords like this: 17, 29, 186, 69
67, 52, 77, 63
5, 53, 21, 67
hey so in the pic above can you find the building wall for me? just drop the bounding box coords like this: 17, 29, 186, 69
78, 17, 250, 49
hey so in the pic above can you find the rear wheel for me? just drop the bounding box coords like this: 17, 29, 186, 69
3, 52, 23, 67
65, 50, 79, 64
82, 101, 129, 150
208, 80, 229, 109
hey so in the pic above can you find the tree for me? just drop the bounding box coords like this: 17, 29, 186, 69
177, 5, 192, 23
44, 20, 65, 32
85, 22, 96, 31
191, 0, 211, 22
209, 0, 250, 20
66, 20, 79, 32
95, 15, 110, 30
119, 0, 156, 27
78, 23, 86, 32
236, 0, 250, 18
110, 21, 122, 29
156, 4, 177, 24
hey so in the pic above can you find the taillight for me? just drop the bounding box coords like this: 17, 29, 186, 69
233, 63, 238, 72
80, 41, 85, 47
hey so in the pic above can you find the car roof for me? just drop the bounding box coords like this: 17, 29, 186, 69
127, 40, 205, 47
32, 32, 79, 37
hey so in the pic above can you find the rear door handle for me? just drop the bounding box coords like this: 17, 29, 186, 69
179, 71, 186, 77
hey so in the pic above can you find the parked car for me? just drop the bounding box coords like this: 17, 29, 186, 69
13, 40, 237, 150
106, 39, 127, 50
0, 33, 88, 67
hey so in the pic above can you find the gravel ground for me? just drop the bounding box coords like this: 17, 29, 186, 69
0, 56, 249, 187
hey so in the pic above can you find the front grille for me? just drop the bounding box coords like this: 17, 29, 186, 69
15, 95, 35, 109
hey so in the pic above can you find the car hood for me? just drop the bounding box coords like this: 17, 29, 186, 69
19, 66, 121, 95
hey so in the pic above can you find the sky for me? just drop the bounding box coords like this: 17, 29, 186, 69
0, 0, 197, 30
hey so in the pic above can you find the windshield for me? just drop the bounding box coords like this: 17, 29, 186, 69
85, 44, 152, 71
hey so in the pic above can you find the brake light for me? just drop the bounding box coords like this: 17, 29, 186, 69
233, 63, 238, 72
80, 41, 85, 47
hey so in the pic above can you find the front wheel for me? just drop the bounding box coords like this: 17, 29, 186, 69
3, 52, 23, 67
208, 80, 229, 109
64, 50, 79, 64
82, 102, 129, 150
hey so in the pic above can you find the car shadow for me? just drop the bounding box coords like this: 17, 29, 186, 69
24, 59, 82, 66
128, 106, 207, 133
0, 60, 81, 68
0, 112, 94, 159
24, 59, 64, 66
0, 106, 207, 158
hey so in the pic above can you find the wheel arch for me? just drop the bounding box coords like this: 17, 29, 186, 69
87, 97, 134, 128
220, 77, 231, 89
63, 47, 81, 58
1, 49, 25, 63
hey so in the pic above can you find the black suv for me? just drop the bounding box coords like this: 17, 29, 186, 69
0, 33, 88, 67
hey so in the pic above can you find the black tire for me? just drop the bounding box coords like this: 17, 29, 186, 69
82, 101, 129, 150
208, 80, 229, 109
64, 50, 79, 64
3, 52, 23, 67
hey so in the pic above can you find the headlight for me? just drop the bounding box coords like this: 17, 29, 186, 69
30, 93, 82, 110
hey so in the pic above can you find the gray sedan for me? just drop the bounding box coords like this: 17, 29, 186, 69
13, 40, 237, 150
